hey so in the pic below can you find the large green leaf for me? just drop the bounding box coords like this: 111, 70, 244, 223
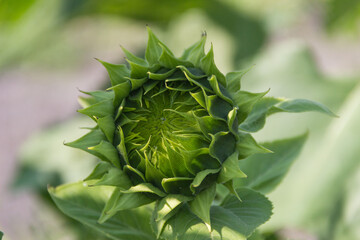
0, 231, 3, 240
161, 204, 211, 240
235, 133, 307, 194
213, 188, 272, 238
162, 188, 272, 240
49, 182, 156, 240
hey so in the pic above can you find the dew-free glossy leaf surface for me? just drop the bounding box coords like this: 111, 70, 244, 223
235, 133, 308, 194
49, 182, 156, 240
163, 188, 272, 240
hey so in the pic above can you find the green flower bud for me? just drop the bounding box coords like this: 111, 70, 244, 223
65, 28, 334, 233
49, 26, 336, 239
67, 28, 271, 225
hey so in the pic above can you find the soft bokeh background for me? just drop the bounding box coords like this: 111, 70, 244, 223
1, 0, 360, 239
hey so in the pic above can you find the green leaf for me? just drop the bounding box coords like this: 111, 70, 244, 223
190, 91, 206, 108
204, 94, 233, 120
183, 72, 213, 93
84, 162, 112, 181
158, 44, 192, 69
97, 115, 116, 143
88, 140, 121, 168
88, 167, 132, 189
212, 188, 272, 238
96, 59, 130, 86
248, 231, 266, 240
146, 27, 169, 65
164, 140, 193, 178
235, 133, 308, 194
209, 132, 236, 163
177, 66, 206, 80
127, 77, 148, 91
127, 59, 149, 79
208, 75, 233, 104
240, 97, 337, 132
270, 98, 338, 117
225, 66, 253, 94
237, 131, 272, 159
0, 231, 3, 240
227, 107, 238, 134
121, 45, 149, 67
79, 89, 114, 102
189, 184, 216, 231
65, 128, 107, 160
148, 68, 176, 80
180, 35, 206, 67
218, 152, 247, 184
223, 180, 241, 201
162, 188, 272, 240
78, 95, 98, 108
108, 81, 131, 107
99, 188, 155, 223
117, 126, 128, 164
194, 115, 228, 138
161, 204, 210, 240
120, 183, 166, 197
234, 90, 269, 123
239, 97, 281, 132
200, 44, 226, 86
145, 156, 167, 189
191, 168, 220, 193
152, 194, 192, 238
161, 177, 193, 196
78, 99, 114, 119
49, 182, 156, 240
124, 165, 146, 184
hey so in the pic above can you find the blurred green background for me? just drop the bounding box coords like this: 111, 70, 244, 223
1, 0, 360, 239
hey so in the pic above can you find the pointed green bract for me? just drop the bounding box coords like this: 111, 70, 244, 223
85, 162, 112, 181
218, 152, 247, 183
200, 44, 226, 86
151, 194, 192, 238
97, 115, 115, 143
189, 183, 216, 231
181, 35, 206, 67
121, 45, 148, 67
89, 167, 132, 189
225, 66, 254, 96
88, 141, 121, 168
96, 59, 130, 86
64, 128, 108, 160
237, 131, 272, 159
55, 28, 335, 238
78, 99, 114, 119
191, 168, 220, 193
120, 183, 166, 197
99, 188, 155, 224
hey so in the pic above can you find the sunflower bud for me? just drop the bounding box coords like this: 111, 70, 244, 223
64, 28, 334, 237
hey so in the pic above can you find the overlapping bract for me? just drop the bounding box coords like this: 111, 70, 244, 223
65, 28, 335, 236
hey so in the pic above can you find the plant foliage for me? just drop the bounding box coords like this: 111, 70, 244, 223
49, 28, 334, 239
